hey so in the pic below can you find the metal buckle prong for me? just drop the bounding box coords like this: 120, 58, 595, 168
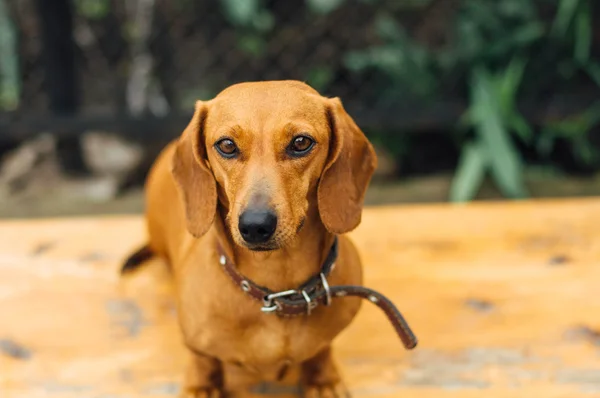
301, 290, 314, 316
320, 273, 331, 306
261, 289, 297, 313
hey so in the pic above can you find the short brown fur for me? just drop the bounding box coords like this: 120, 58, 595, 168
124, 80, 377, 397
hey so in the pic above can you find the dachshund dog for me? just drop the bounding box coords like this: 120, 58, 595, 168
122, 80, 377, 397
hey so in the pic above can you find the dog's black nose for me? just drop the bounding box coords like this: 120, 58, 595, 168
238, 209, 277, 244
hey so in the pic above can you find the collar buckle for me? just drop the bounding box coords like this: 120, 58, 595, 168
261, 289, 297, 313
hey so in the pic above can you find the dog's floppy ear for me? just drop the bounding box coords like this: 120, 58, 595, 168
318, 97, 377, 234
171, 100, 217, 238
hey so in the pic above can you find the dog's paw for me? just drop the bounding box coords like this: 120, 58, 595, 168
303, 383, 351, 398
179, 387, 223, 398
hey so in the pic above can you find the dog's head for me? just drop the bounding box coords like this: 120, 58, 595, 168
171, 80, 377, 251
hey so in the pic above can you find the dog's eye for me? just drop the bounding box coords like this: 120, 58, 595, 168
287, 136, 315, 157
215, 139, 239, 158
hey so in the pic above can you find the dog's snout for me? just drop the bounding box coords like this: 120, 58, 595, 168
238, 209, 277, 244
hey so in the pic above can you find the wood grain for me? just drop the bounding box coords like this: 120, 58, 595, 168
1, 198, 600, 397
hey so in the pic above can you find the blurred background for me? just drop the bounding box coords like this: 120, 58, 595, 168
1, 0, 600, 218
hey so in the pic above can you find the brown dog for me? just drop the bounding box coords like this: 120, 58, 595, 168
123, 80, 377, 397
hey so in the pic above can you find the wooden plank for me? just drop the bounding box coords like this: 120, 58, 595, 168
1, 198, 600, 397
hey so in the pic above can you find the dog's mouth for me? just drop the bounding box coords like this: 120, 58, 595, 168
245, 243, 279, 252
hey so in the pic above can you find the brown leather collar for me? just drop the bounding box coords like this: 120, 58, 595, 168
217, 237, 418, 350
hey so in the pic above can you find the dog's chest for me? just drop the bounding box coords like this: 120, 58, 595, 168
175, 242, 361, 375
181, 296, 325, 366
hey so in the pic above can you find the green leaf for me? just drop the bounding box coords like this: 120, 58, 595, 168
486, 23, 544, 57
470, 67, 528, 199
498, 57, 527, 114
501, 57, 527, 96
510, 114, 533, 144
574, 2, 592, 64
498, 0, 536, 19
542, 102, 600, 166
449, 141, 488, 202
572, 136, 598, 165
551, 0, 581, 38
221, 0, 260, 26
75, 0, 110, 19
546, 101, 600, 138
306, 0, 345, 15
0, 0, 20, 110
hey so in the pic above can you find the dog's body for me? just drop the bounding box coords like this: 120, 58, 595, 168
124, 81, 377, 397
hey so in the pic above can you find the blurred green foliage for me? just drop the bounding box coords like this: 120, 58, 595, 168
0, 0, 19, 111
447, 0, 600, 201
74, 0, 110, 20
215, 0, 600, 201
2, 0, 599, 202
451, 62, 529, 201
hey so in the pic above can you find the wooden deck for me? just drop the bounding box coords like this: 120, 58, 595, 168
1, 198, 600, 397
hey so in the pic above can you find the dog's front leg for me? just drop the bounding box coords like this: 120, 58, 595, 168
179, 350, 224, 398
300, 346, 350, 398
